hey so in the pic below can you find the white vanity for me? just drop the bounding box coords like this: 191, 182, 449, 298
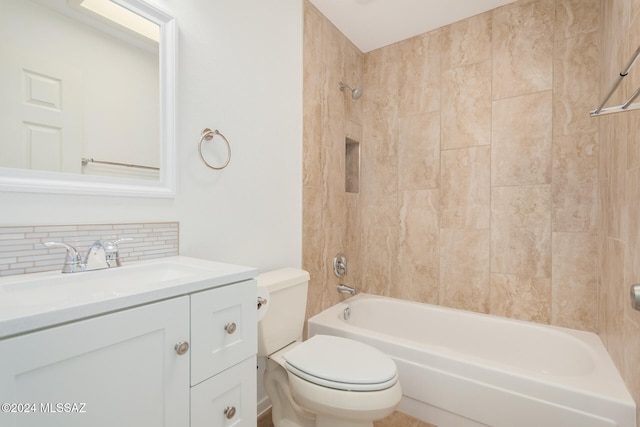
0, 256, 257, 427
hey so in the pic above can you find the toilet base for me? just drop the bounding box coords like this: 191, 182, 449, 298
265, 359, 315, 427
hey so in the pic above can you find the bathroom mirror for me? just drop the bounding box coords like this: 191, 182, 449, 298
0, 0, 176, 197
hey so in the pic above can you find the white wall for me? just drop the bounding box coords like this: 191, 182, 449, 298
0, 0, 304, 271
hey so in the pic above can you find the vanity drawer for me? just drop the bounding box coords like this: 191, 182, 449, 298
190, 356, 257, 427
190, 279, 257, 385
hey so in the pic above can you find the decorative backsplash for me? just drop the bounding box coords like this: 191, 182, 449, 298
0, 222, 179, 277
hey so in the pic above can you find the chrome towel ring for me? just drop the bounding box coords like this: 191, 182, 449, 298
198, 128, 231, 170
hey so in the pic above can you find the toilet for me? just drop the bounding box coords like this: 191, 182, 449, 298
258, 268, 402, 427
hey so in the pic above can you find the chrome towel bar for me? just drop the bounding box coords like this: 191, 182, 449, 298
591, 45, 640, 116
81, 157, 159, 171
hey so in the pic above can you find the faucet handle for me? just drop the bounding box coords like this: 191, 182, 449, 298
43, 241, 84, 273
101, 237, 133, 267
333, 253, 348, 277
113, 237, 133, 246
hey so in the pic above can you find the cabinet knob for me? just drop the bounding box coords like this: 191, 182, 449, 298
224, 406, 236, 420
174, 341, 189, 355
224, 322, 237, 334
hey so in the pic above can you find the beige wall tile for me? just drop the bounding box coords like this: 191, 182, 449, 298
305, 271, 325, 323
552, 232, 598, 331
601, 238, 626, 371
364, 47, 399, 118
345, 193, 362, 283
344, 44, 364, 125
598, 1, 640, 409
321, 118, 346, 228
346, 119, 362, 142
492, 91, 553, 186
302, 186, 323, 274
624, 166, 640, 327
553, 31, 600, 137
398, 31, 441, 117
440, 228, 491, 313
627, 110, 640, 171
627, 10, 640, 123
490, 273, 551, 323
492, 0, 554, 99
597, 114, 610, 338
491, 185, 551, 278
362, 47, 399, 204
441, 11, 492, 70
397, 190, 440, 303
633, 0, 640, 23
441, 146, 491, 229
395, 262, 440, 305
606, 113, 628, 239
441, 60, 492, 150
552, 132, 599, 232
302, 14, 323, 190
360, 225, 397, 297
555, 0, 601, 39
302, 0, 364, 326
398, 112, 440, 190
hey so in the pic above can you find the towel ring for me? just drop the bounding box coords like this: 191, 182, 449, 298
198, 128, 231, 170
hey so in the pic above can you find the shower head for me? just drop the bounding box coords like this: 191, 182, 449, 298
339, 82, 363, 100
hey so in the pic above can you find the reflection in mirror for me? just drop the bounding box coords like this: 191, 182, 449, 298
0, 0, 176, 197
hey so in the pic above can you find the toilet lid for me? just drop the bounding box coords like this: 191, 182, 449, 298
283, 335, 398, 391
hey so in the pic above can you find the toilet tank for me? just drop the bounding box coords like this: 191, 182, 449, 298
257, 268, 310, 357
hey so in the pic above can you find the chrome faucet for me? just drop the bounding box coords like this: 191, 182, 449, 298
337, 284, 356, 296
43, 238, 132, 273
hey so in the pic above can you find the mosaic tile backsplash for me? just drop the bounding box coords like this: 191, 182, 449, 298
0, 222, 179, 277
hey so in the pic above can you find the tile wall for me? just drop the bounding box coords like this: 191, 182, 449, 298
358, 0, 600, 330
303, 1, 364, 318
303, 0, 600, 329
305, 0, 640, 413
598, 0, 640, 418
0, 222, 179, 276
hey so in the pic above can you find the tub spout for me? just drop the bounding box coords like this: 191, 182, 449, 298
337, 284, 356, 295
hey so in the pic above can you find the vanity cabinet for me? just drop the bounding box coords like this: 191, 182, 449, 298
0, 278, 257, 427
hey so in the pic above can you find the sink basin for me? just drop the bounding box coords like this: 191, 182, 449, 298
0, 256, 257, 337
2, 262, 211, 307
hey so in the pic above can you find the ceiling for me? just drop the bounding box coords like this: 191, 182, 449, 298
308, 0, 518, 53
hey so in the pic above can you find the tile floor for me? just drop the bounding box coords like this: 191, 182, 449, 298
257, 409, 437, 427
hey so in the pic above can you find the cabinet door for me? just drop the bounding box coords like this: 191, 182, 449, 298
190, 279, 257, 385
191, 356, 257, 427
0, 297, 190, 427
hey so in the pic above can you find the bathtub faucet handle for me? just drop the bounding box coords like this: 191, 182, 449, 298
333, 253, 348, 277
337, 284, 356, 296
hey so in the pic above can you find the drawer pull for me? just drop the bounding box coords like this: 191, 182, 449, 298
224, 406, 236, 420
174, 341, 189, 355
224, 322, 237, 334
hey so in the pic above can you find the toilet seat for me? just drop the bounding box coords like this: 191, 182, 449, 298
283, 335, 398, 391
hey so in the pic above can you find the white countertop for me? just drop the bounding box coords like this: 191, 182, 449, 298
0, 256, 257, 338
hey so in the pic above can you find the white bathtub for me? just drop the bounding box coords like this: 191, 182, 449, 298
307, 293, 636, 427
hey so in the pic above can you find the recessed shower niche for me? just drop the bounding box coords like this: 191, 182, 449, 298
345, 137, 360, 193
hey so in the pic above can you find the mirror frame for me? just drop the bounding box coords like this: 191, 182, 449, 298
0, 0, 176, 198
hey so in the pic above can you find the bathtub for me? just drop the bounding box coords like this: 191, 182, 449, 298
307, 293, 636, 427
